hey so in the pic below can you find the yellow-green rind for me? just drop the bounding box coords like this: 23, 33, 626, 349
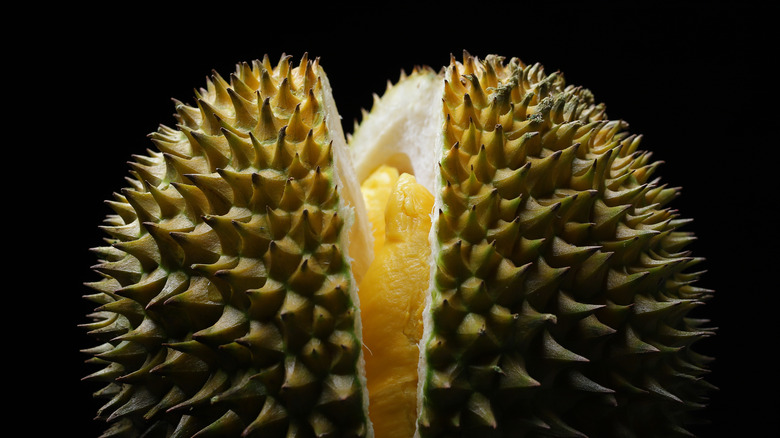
83, 54, 371, 437
417, 52, 713, 437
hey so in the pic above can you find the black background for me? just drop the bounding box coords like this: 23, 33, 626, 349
18, 2, 775, 436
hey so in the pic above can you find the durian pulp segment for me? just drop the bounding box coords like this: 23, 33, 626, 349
358, 171, 435, 438
348, 68, 445, 438
360, 165, 401, 255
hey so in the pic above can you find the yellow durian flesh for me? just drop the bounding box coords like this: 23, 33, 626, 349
358, 171, 435, 438
360, 164, 401, 256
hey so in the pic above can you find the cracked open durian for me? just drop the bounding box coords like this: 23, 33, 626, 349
83, 52, 714, 438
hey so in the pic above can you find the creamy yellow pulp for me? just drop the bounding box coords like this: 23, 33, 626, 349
358, 165, 435, 438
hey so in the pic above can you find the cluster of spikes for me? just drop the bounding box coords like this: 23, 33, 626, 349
83, 54, 369, 437
415, 53, 715, 437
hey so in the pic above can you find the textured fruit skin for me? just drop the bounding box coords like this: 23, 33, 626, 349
82, 55, 370, 437
417, 53, 713, 437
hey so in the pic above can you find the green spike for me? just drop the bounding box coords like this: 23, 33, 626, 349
566, 369, 614, 393
192, 410, 246, 437
541, 330, 589, 363
186, 173, 234, 216
192, 305, 249, 346
169, 369, 231, 413
96, 340, 148, 368
576, 314, 617, 340
236, 320, 285, 367
215, 256, 268, 293
92, 256, 143, 288
244, 396, 288, 437
112, 233, 161, 272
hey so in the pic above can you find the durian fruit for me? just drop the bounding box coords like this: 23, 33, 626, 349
83, 52, 713, 438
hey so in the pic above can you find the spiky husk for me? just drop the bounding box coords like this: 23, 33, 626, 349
83, 51, 714, 438
415, 53, 714, 438
83, 54, 371, 437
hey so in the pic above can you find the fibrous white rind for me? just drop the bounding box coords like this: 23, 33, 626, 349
317, 65, 376, 436
349, 68, 443, 194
